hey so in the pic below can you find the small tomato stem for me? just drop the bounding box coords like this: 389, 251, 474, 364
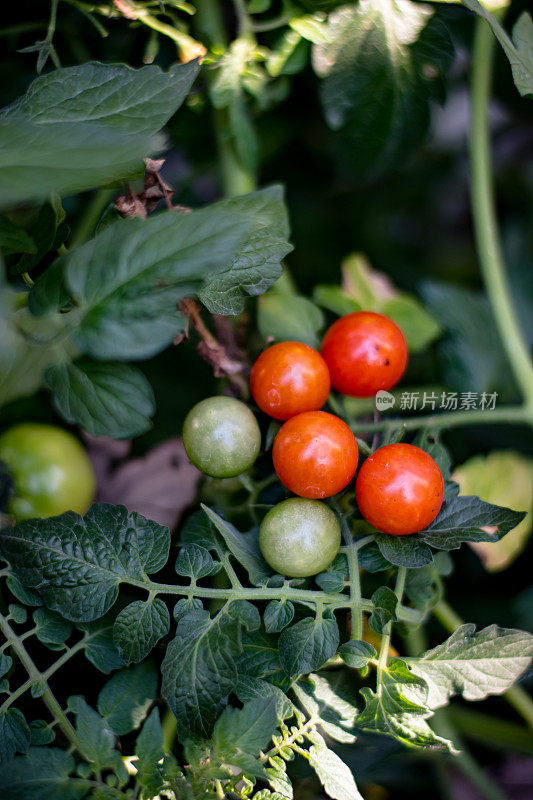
469, 15, 533, 409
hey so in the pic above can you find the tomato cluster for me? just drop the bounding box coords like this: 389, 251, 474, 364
183, 311, 444, 577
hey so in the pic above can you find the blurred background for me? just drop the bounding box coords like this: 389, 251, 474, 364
1, 1, 532, 797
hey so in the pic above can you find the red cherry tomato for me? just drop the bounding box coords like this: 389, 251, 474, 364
250, 341, 331, 421
321, 311, 408, 397
355, 443, 444, 535
273, 411, 358, 499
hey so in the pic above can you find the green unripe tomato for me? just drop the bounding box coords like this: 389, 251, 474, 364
182, 396, 261, 479
0, 423, 96, 520
259, 498, 341, 578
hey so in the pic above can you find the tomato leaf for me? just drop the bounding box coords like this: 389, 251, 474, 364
113, 598, 170, 663
0, 504, 170, 622
97, 662, 158, 735
0, 60, 199, 207
46, 360, 155, 440
279, 614, 339, 676
0, 708, 30, 763
0, 747, 85, 800
201, 505, 272, 585
409, 624, 533, 709
312, 0, 453, 177
161, 606, 244, 738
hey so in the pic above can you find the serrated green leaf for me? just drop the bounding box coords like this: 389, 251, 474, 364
8, 604, 27, 624
308, 745, 363, 800
264, 600, 295, 633
452, 451, 533, 571
375, 534, 434, 568
0, 747, 86, 800
315, 571, 346, 593
197, 186, 293, 315
175, 543, 220, 580
201, 505, 272, 585
356, 658, 453, 751
237, 630, 285, 685
31, 186, 291, 360
258, 293, 324, 348
79, 622, 125, 674
409, 624, 533, 709
0, 707, 30, 763
312, 0, 452, 177
69, 697, 118, 771
6, 575, 42, 606
0, 654, 12, 680
1, 503, 170, 622
97, 661, 158, 735
213, 696, 278, 755
235, 676, 293, 720
279, 614, 339, 676
113, 598, 170, 663
0, 60, 199, 207
419, 493, 526, 550
46, 360, 155, 439
173, 596, 203, 623
33, 608, 72, 645
358, 541, 392, 572
293, 672, 358, 743
339, 639, 377, 669
161, 606, 244, 738
29, 719, 55, 746
369, 586, 398, 634
135, 708, 165, 798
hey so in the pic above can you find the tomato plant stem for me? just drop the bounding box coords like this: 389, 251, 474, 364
434, 599, 533, 732
469, 15, 533, 410
0, 613, 81, 749
352, 403, 530, 434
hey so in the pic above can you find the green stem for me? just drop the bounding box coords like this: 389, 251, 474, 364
69, 187, 115, 248
469, 15, 533, 408
337, 510, 363, 640
434, 600, 533, 732
352, 404, 531, 434
195, 0, 258, 196
377, 568, 407, 684
0, 614, 80, 749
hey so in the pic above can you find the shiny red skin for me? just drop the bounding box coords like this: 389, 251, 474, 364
355, 443, 444, 535
273, 411, 358, 499
321, 311, 408, 397
250, 341, 331, 421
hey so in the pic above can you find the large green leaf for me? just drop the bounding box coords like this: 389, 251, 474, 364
409, 624, 533, 709
356, 658, 452, 751
97, 662, 158, 735
30, 186, 292, 361
312, 0, 452, 177
113, 598, 170, 663
308, 744, 363, 800
258, 293, 325, 347
0, 708, 30, 763
0, 60, 199, 207
161, 605, 250, 738
212, 696, 278, 756
279, 613, 339, 676
46, 359, 155, 439
0, 504, 170, 622
0, 747, 87, 800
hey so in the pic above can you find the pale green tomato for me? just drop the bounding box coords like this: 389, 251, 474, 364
0, 423, 96, 520
259, 498, 341, 577
182, 396, 261, 478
